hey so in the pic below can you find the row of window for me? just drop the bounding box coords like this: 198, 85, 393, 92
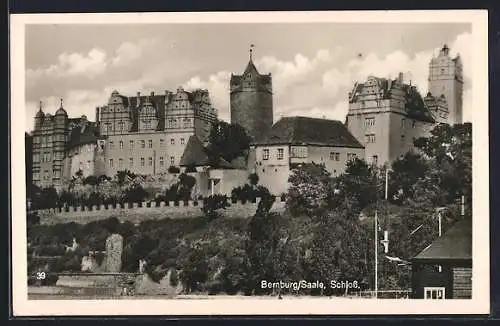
103, 118, 193, 132
261, 148, 355, 162
33, 134, 65, 144
108, 156, 175, 168
108, 137, 186, 150
33, 152, 63, 163
262, 148, 284, 160
363, 117, 417, 129
33, 170, 60, 181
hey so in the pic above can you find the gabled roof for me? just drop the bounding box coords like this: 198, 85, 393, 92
179, 136, 211, 167
251, 116, 364, 148
412, 218, 472, 263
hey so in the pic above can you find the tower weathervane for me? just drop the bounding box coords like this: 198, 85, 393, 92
60, 98, 63, 108
250, 44, 255, 61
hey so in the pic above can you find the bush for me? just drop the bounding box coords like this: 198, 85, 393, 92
248, 173, 259, 186
201, 195, 231, 220
168, 166, 181, 174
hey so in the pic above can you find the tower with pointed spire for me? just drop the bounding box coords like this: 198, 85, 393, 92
428, 44, 464, 124
230, 45, 273, 140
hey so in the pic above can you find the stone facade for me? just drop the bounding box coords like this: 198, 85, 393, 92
251, 117, 365, 195
104, 233, 124, 273
30, 87, 218, 189
346, 44, 463, 166
230, 56, 273, 140
428, 44, 464, 125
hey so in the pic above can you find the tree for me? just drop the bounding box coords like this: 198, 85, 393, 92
388, 152, 429, 204
413, 122, 472, 204
83, 175, 99, 187
332, 158, 379, 210
178, 173, 197, 201
287, 163, 331, 217
201, 195, 231, 220
116, 170, 136, 187
248, 173, 259, 186
208, 120, 252, 164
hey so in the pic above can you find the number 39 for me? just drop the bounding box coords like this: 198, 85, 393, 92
36, 272, 46, 280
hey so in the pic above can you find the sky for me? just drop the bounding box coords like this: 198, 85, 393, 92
25, 23, 472, 132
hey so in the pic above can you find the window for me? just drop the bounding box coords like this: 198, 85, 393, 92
424, 287, 445, 300
372, 155, 378, 165
291, 146, 308, 159
180, 138, 185, 145
106, 123, 112, 132
148, 140, 153, 148
401, 134, 405, 143
170, 156, 175, 165
118, 121, 124, 132
171, 138, 175, 145
87, 160, 91, 169
330, 152, 340, 161
109, 159, 114, 167
412, 120, 416, 128
365, 117, 375, 127
168, 119, 174, 129
184, 118, 191, 128
365, 134, 376, 143
140, 157, 145, 167
129, 158, 133, 167
148, 157, 153, 166
347, 153, 357, 161
141, 140, 146, 148
118, 158, 124, 168
160, 139, 164, 147
119, 141, 123, 149
401, 118, 405, 128
109, 141, 114, 149
277, 148, 284, 160
159, 157, 164, 167
262, 149, 270, 160
130, 140, 134, 149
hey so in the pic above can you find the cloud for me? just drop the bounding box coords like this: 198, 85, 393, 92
25, 31, 473, 132
112, 38, 157, 66
27, 48, 108, 82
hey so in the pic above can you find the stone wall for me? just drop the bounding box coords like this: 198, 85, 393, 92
36, 197, 287, 225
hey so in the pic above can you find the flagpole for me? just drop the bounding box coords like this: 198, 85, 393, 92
375, 210, 378, 299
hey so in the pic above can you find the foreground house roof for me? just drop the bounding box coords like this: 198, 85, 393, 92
178, 136, 235, 169
251, 116, 364, 148
412, 217, 472, 264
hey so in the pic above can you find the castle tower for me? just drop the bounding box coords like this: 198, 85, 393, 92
428, 44, 464, 125
53, 98, 69, 183
230, 46, 273, 140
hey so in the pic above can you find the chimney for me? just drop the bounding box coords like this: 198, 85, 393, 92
137, 92, 141, 107
95, 107, 100, 123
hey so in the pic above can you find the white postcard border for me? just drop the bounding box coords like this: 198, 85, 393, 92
10, 10, 490, 316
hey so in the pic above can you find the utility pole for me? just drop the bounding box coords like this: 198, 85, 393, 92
385, 167, 389, 200
375, 210, 378, 299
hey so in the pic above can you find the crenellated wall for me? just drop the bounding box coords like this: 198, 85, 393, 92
35, 197, 287, 225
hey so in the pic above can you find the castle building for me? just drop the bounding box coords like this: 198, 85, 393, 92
97, 87, 217, 177
251, 116, 365, 195
428, 44, 464, 125
32, 100, 69, 188
230, 49, 273, 140
346, 44, 462, 165
30, 86, 218, 189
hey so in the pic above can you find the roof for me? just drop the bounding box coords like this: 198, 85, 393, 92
66, 122, 100, 150
349, 76, 436, 123
179, 136, 242, 169
179, 136, 211, 167
251, 116, 364, 148
412, 218, 472, 263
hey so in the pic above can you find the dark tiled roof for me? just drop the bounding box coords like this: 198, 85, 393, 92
412, 218, 472, 263
66, 122, 100, 150
252, 116, 364, 148
179, 136, 211, 167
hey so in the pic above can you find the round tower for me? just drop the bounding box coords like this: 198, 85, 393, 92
230, 46, 273, 140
